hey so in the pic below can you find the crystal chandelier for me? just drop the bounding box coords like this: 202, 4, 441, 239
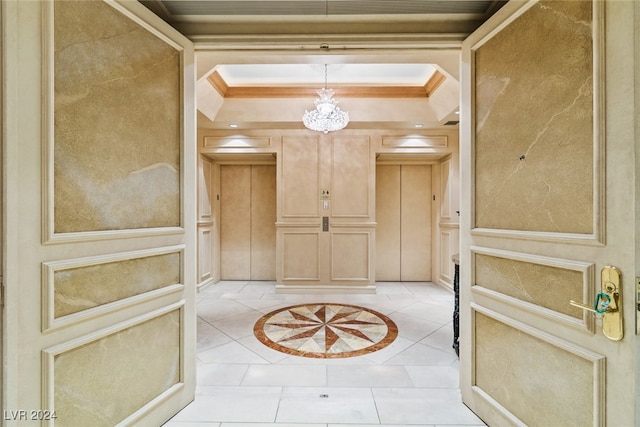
302, 64, 349, 133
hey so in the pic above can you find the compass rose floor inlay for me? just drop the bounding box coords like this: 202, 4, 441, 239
254, 303, 399, 358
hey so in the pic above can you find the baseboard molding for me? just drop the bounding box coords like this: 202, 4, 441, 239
275, 284, 377, 294
196, 277, 215, 292
437, 279, 454, 293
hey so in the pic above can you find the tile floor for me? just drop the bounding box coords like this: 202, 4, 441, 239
164, 280, 486, 427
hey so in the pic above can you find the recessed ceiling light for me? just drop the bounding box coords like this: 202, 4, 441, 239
229, 123, 238, 128
455, 110, 460, 115
414, 123, 423, 128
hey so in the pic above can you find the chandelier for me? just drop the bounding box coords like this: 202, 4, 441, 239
302, 64, 349, 133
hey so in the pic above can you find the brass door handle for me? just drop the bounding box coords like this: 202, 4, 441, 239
570, 266, 623, 341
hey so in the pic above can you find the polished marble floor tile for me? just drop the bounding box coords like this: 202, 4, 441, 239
164, 281, 486, 427
241, 364, 327, 387
276, 387, 379, 424
197, 341, 269, 365
404, 365, 459, 388
373, 388, 485, 425
196, 363, 249, 386
327, 364, 413, 387
170, 386, 281, 423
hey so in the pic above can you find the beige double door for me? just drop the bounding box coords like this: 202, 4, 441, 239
376, 165, 432, 281
220, 165, 276, 280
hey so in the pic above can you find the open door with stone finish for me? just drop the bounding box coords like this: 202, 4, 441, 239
460, 1, 637, 426
3, 0, 196, 425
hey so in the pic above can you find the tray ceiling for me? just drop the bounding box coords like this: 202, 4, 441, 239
140, 0, 507, 130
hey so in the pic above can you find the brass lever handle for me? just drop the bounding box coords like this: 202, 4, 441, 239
569, 300, 600, 314
569, 266, 623, 341
570, 292, 611, 314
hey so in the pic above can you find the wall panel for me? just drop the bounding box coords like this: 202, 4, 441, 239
198, 227, 213, 284
440, 158, 452, 219
198, 157, 212, 220
331, 232, 370, 281
332, 136, 370, 217
282, 137, 319, 218
439, 230, 452, 284
282, 232, 320, 281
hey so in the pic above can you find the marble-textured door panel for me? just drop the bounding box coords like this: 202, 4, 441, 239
53, 1, 181, 233
52, 310, 180, 426
474, 253, 585, 319
474, 312, 600, 426
53, 252, 181, 319
474, 0, 594, 234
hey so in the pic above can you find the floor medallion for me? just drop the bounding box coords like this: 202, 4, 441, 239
253, 303, 398, 358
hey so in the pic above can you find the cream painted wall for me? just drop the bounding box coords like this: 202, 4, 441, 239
197, 128, 459, 292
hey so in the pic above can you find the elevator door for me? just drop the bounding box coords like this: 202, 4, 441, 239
220, 165, 276, 280
376, 165, 432, 281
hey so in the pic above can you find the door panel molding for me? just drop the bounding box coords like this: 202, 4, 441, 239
331, 136, 371, 218
42, 302, 185, 427
41, 0, 187, 243
438, 230, 453, 284
471, 246, 595, 333
471, 305, 605, 427
330, 231, 371, 281
281, 232, 320, 281
467, 0, 606, 245
42, 245, 185, 332
281, 136, 320, 218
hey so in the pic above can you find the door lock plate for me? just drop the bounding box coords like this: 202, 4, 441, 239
636, 277, 640, 335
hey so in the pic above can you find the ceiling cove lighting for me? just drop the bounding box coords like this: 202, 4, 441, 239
302, 64, 349, 134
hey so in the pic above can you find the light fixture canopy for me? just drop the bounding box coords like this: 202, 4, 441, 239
302, 65, 349, 133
